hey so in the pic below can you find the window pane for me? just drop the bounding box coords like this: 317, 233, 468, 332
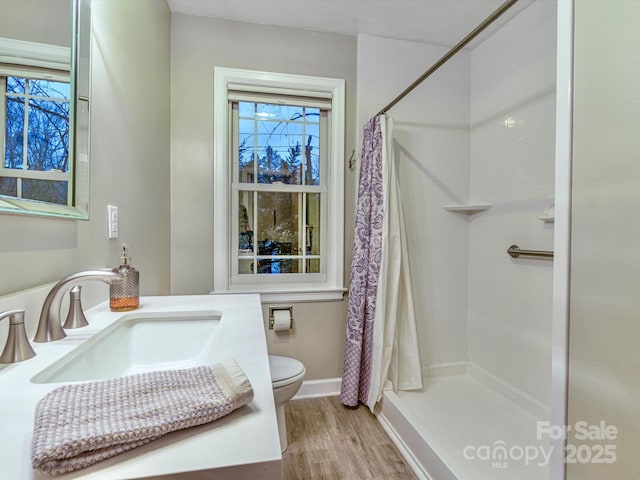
238, 259, 253, 275
257, 191, 300, 257
27, 99, 70, 172
306, 259, 320, 274
5, 96, 24, 169
306, 193, 321, 255
238, 118, 255, 183
7, 76, 25, 95
303, 122, 320, 185
239, 102, 255, 118
256, 258, 300, 275
257, 121, 303, 185
22, 179, 68, 204
256, 103, 303, 121
238, 191, 254, 253
0, 177, 17, 197
305, 108, 320, 123
30, 79, 70, 99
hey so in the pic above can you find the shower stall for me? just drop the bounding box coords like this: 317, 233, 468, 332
355, 1, 568, 479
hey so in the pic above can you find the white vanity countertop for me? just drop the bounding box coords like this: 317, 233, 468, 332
0, 294, 281, 480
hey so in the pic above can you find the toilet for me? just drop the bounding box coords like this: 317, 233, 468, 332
269, 355, 305, 452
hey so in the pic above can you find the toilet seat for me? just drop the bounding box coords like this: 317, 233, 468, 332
269, 355, 305, 389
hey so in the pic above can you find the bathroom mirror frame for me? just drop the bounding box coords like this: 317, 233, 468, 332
0, 0, 92, 220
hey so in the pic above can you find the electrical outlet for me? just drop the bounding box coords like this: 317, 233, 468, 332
108, 205, 119, 239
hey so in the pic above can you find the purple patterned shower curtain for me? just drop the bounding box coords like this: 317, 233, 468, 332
340, 116, 384, 407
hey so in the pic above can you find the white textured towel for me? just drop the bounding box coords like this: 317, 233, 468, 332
32, 359, 253, 475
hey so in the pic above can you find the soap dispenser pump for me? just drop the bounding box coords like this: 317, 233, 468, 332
110, 243, 140, 312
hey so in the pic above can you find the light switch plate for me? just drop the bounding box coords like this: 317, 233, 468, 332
108, 205, 118, 239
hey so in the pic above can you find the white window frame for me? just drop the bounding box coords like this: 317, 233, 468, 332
213, 67, 345, 302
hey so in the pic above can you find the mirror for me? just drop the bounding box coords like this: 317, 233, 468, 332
0, 0, 91, 219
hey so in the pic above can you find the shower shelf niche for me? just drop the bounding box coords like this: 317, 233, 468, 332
538, 202, 555, 223
442, 203, 491, 214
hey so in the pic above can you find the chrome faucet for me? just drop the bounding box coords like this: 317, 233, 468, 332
0, 310, 36, 363
33, 270, 123, 343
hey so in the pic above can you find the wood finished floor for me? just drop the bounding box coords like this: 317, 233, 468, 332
282, 396, 417, 480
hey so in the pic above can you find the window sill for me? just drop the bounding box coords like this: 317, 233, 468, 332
0, 195, 88, 219
210, 288, 346, 303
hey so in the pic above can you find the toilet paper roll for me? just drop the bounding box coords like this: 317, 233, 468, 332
273, 309, 292, 331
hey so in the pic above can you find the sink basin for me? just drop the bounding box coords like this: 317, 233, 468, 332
32, 310, 221, 384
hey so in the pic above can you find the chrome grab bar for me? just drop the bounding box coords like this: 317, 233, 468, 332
507, 245, 554, 259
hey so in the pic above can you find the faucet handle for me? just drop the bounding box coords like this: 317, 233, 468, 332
0, 310, 36, 364
63, 285, 89, 329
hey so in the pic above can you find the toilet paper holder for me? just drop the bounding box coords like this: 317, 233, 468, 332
268, 305, 294, 330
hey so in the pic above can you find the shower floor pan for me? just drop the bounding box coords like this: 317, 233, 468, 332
376, 370, 550, 480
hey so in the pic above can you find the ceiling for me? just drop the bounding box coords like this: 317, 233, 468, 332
166, 0, 531, 48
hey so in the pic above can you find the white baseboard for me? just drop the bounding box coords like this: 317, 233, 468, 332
293, 377, 341, 400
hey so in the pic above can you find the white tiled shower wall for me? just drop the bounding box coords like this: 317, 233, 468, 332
357, 0, 556, 409
468, 0, 556, 408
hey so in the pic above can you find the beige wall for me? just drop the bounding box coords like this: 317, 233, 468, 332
170, 14, 357, 379
0, 0, 70, 47
567, 1, 640, 478
0, 0, 171, 298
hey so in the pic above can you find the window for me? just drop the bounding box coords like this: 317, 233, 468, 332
0, 75, 71, 205
213, 68, 345, 301
0, 37, 72, 208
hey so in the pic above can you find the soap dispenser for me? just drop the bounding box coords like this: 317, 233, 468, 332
110, 243, 140, 311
